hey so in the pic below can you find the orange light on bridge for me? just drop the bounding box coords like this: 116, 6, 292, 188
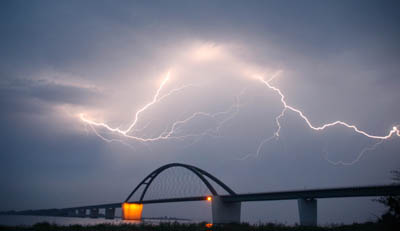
206, 196, 212, 202
122, 203, 143, 220
205, 223, 213, 228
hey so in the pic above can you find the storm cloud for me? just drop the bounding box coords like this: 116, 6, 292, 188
1, 0, 399, 225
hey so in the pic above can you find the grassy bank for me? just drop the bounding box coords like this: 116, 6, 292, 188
0, 221, 398, 231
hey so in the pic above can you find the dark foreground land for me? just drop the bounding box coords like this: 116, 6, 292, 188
0, 221, 399, 231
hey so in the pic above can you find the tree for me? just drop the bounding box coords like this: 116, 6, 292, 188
376, 170, 400, 227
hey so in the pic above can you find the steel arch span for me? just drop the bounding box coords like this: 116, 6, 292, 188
125, 163, 236, 202
10, 162, 400, 226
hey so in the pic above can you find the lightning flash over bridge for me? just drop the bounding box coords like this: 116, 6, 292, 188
79, 57, 399, 164
10, 163, 400, 226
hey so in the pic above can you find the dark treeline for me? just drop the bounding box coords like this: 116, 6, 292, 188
0, 221, 398, 231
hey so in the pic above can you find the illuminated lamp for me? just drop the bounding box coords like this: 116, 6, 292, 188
122, 203, 143, 220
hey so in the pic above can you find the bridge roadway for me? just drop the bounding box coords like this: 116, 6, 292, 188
10, 184, 400, 226
61, 184, 400, 209
9, 162, 400, 225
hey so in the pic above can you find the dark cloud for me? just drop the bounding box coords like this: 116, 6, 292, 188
0, 0, 399, 225
0, 78, 102, 111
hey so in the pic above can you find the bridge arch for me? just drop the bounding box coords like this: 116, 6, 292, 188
125, 163, 236, 202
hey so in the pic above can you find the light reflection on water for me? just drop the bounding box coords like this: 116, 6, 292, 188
0, 215, 152, 226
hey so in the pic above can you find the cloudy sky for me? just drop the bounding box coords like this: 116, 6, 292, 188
1, 0, 399, 225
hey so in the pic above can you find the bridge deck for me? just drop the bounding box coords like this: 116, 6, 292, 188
64, 184, 400, 210
10, 184, 400, 215
221, 184, 400, 202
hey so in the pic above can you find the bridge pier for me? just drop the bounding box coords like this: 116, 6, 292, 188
67, 209, 76, 217
212, 196, 241, 224
105, 208, 115, 219
89, 208, 99, 218
77, 208, 86, 217
297, 198, 317, 226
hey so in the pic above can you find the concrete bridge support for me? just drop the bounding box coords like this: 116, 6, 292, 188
212, 196, 241, 224
90, 208, 99, 218
105, 208, 115, 219
297, 198, 317, 226
77, 208, 86, 217
67, 209, 76, 217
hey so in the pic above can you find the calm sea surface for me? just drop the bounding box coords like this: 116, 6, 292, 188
0, 215, 151, 226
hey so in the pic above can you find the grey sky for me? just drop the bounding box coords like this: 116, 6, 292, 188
1, 0, 399, 225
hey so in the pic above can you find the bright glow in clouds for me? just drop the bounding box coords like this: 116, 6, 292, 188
80, 70, 242, 143
80, 72, 187, 142
191, 43, 224, 61
79, 44, 399, 165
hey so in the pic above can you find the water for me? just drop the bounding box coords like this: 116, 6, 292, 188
0, 215, 141, 227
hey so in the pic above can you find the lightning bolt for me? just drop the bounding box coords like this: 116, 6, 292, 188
79, 71, 242, 145
79, 67, 399, 165
246, 71, 399, 163
80, 72, 171, 138
323, 139, 385, 166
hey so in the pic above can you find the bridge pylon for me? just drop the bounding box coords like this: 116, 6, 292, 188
89, 208, 99, 218
105, 207, 116, 219
211, 196, 241, 224
77, 208, 86, 217
298, 198, 317, 226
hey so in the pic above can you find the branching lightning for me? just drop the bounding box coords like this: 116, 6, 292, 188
80, 72, 171, 140
258, 73, 399, 139
79, 72, 242, 145
78, 65, 399, 165
323, 139, 385, 166
246, 71, 400, 163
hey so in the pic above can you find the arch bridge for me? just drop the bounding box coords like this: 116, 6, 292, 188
14, 163, 400, 226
